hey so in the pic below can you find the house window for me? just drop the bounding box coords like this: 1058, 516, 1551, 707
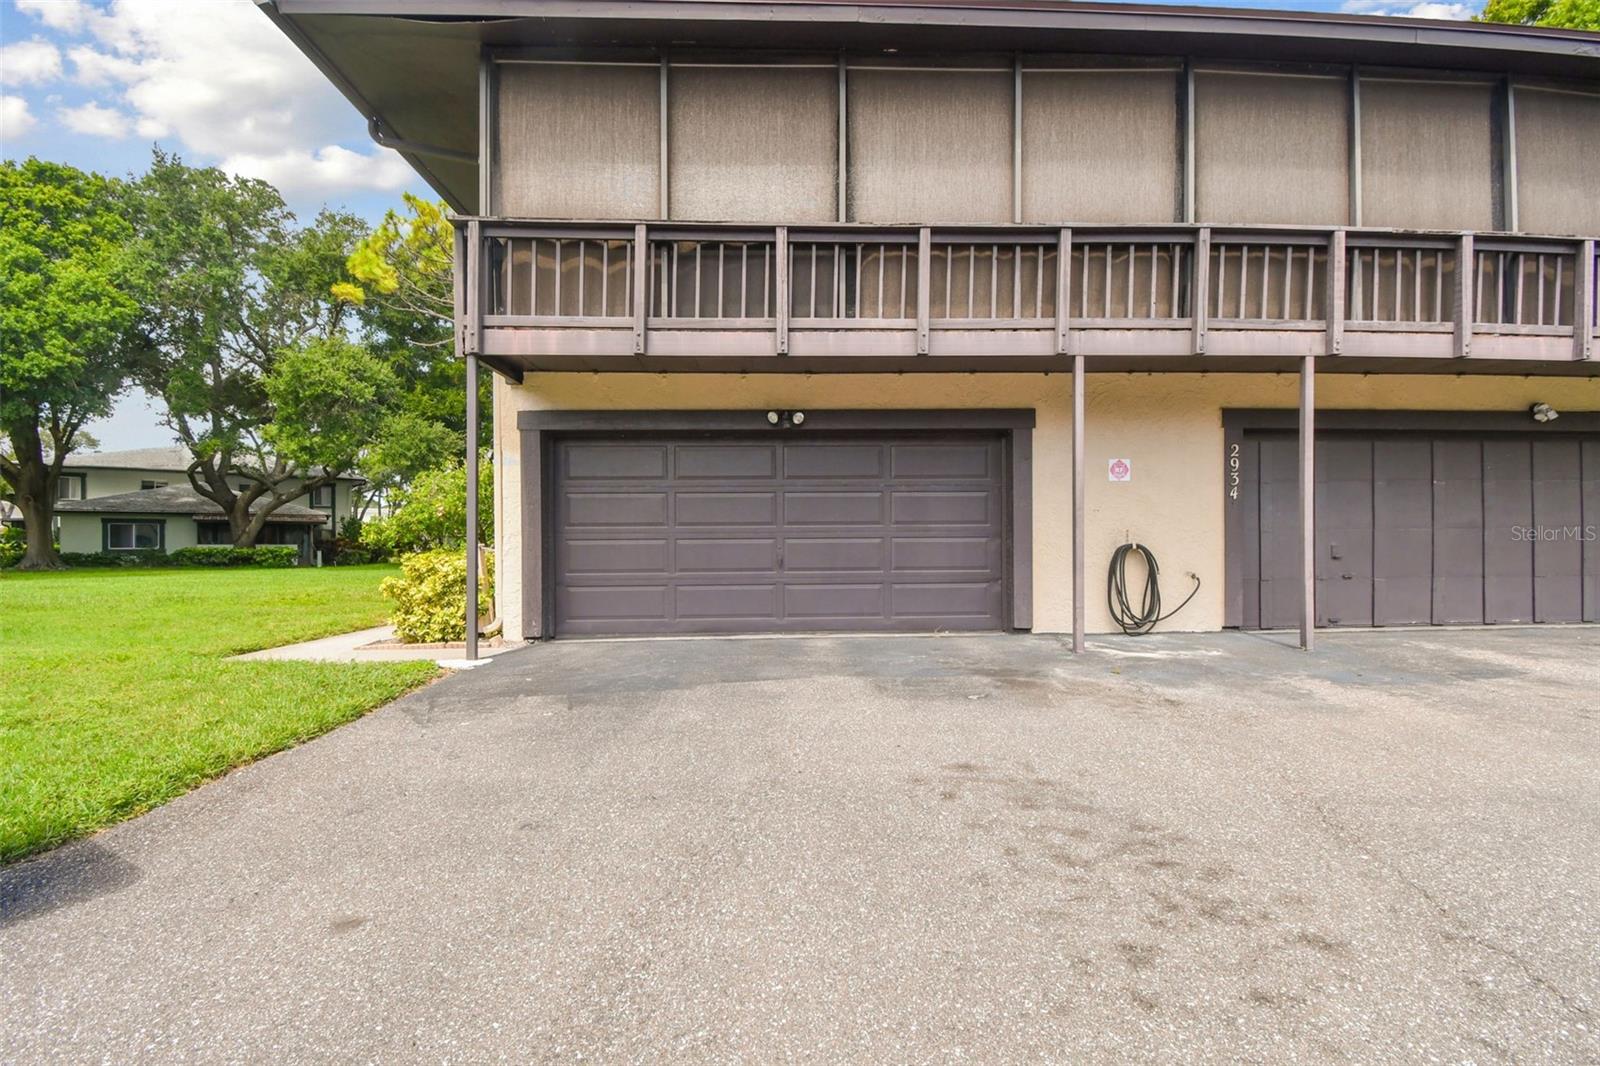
104, 520, 164, 551
57, 475, 86, 501
237, 482, 251, 494
310, 485, 334, 509
140, 480, 168, 490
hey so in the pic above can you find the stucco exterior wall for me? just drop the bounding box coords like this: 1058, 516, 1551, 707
57, 514, 201, 554
493, 372, 1600, 641
61, 468, 358, 529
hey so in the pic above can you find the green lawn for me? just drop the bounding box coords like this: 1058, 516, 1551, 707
0, 565, 437, 863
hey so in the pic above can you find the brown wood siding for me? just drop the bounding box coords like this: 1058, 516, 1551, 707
1020, 70, 1179, 224
1513, 87, 1600, 236
1360, 79, 1495, 231
847, 68, 1013, 224
495, 64, 660, 218
1195, 72, 1349, 226
669, 66, 838, 223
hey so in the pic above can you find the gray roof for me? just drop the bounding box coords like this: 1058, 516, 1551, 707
64, 446, 362, 482
54, 485, 331, 523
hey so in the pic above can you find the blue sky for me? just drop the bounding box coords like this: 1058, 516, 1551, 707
1, 0, 1474, 450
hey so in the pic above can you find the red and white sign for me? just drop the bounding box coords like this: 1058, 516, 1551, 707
1107, 458, 1133, 483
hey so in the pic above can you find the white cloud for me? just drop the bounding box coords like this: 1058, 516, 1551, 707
1341, 0, 1476, 17
59, 100, 132, 138
223, 144, 417, 195
1, 94, 38, 139
0, 39, 63, 86
19, 0, 416, 200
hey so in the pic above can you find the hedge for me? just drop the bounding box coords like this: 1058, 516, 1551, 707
381, 549, 493, 643
54, 545, 300, 569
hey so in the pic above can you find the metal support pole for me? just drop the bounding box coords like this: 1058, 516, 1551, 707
1298, 354, 1315, 651
465, 353, 480, 661
1072, 353, 1086, 654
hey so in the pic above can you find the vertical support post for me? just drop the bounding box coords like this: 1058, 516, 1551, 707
1012, 56, 1023, 225
1072, 353, 1086, 654
1454, 233, 1474, 359
1056, 228, 1072, 354
1502, 80, 1518, 233
478, 53, 495, 213
837, 55, 848, 224
633, 224, 648, 354
464, 220, 482, 357
917, 227, 931, 354
1298, 354, 1315, 652
1348, 67, 1361, 227
465, 351, 480, 662
659, 57, 670, 219
1326, 229, 1346, 355
776, 227, 790, 355
1192, 227, 1210, 354
1577, 239, 1596, 361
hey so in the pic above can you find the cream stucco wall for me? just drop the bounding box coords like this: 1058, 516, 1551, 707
57, 513, 201, 554
493, 372, 1600, 641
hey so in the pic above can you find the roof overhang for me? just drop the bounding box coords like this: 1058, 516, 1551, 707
257, 0, 1600, 212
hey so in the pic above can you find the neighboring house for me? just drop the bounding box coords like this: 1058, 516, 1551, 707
50, 447, 363, 564
263, 1, 1600, 644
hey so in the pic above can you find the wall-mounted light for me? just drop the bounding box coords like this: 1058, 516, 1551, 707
791, 411, 806, 426
1531, 402, 1560, 424
765, 410, 807, 428
767, 410, 780, 425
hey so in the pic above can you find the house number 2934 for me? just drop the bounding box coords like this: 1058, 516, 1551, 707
1228, 443, 1241, 501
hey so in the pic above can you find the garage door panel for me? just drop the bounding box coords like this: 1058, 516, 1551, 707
1432, 439, 1484, 625
785, 583, 885, 619
564, 443, 668, 480
557, 585, 669, 623
1585, 440, 1600, 623
891, 490, 993, 526
675, 538, 778, 572
785, 443, 883, 478
677, 584, 779, 619
1533, 440, 1583, 623
676, 444, 777, 479
892, 536, 999, 573
1483, 441, 1534, 623
563, 538, 670, 575
1373, 440, 1432, 626
677, 491, 778, 526
784, 491, 884, 526
891, 442, 994, 479
893, 582, 1001, 619
565, 491, 669, 527
784, 537, 885, 572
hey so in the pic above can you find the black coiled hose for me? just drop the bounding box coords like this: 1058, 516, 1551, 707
1107, 543, 1201, 636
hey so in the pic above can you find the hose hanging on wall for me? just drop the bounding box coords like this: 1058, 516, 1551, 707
1107, 542, 1201, 636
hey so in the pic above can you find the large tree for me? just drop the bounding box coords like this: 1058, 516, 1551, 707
335, 194, 489, 515
133, 153, 386, 545
0, 160, 144, 569
1478, 0, 1600, 29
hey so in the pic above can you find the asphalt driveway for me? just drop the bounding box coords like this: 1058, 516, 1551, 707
3, 628, 1598, 1063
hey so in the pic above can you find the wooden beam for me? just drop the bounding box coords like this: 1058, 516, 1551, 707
1577, 239, 1596, 362
776, 226, 790, 355
1193, 227, 1210, 354
1454, 233, 1474, 359
1327, 229, 1346, 356
1298, 354, 1315, 651
916, 227, 931, 355
464, 220, 482, 356
1072, 352, 1086, 654
1056, 228, 1072, 355
633, 224, 649, 354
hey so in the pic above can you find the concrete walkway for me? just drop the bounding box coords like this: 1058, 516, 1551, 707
230, 624, 518, 667
5, 627, 1599, 1063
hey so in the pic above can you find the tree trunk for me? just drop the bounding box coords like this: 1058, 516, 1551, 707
14, 489, 63, 569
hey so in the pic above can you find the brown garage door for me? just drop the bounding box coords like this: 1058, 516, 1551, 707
552, 434, 1008, 635
1239, 432, 1600, 629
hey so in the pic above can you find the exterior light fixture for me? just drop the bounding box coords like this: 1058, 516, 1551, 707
767, 410, 780, 425
791, 411, 806, 426
1531, 402, 1560, 423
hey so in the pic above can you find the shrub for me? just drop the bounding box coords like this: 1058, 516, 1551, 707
60, 549, 168, 568
361, 459, 492, 557
0, 527, 25, 568
381, 548, 493, 644
169, 546, 298, 568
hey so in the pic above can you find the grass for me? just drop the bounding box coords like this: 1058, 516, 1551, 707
0, 565, 438, 864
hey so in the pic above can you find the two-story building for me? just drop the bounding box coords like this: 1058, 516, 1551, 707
261, 0, 1600, 648
47, 446, 364, 563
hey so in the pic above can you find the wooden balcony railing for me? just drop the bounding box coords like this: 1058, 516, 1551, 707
459, 220, 1600, 370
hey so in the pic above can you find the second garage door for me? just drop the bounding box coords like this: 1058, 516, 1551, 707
553, 434, 1008, 635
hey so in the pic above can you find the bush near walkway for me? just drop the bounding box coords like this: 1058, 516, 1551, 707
0, 565, 435, 863
382, 549, 493, 643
